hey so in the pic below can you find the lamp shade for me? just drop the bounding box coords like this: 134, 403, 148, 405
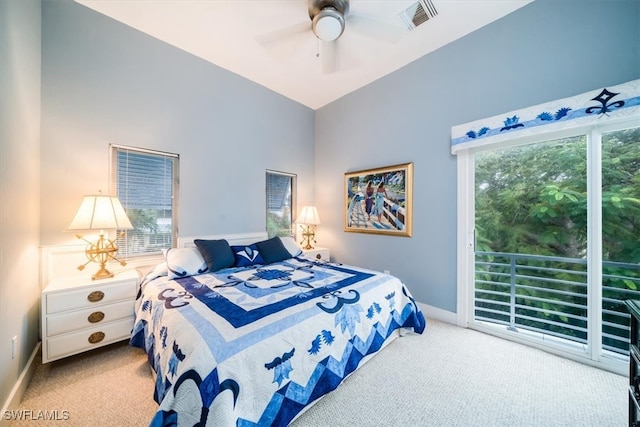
66, 194, 133, 231
297, 206, 321, 226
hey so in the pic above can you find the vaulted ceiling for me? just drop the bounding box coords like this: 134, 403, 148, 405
76, 0, 533, 109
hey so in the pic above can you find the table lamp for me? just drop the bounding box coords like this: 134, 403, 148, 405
297, 206, 321, 250
65, 193, 133, 280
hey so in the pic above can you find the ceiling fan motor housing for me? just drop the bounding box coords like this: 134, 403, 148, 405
308, 0, 350, 41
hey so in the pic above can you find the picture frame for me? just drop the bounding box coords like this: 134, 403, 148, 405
344, 162, 413, 237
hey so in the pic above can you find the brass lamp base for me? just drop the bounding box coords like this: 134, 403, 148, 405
300, 225, 316, 250
76, 232, 127, 280
90, 264, 115, 280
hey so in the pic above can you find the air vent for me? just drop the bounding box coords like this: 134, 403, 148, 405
399, 0, 438, 31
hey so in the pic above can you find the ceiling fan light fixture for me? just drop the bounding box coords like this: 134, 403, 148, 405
312, 7, 345, 41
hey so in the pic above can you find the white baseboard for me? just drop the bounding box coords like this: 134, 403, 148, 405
0, 342, 40, 426
418, 302, 458, 325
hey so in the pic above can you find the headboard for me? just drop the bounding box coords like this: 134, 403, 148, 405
177, 232, 268, 249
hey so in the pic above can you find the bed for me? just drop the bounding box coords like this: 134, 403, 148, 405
130, 232, 426, 426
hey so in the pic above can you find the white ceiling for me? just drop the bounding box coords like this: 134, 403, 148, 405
75, 0, 533, 110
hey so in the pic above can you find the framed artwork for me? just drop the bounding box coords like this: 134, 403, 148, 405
344, 162, 413, 237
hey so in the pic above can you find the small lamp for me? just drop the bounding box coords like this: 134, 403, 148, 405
312, 7, 345, 41
297, 206, 321, 250
65, 192, 133, 280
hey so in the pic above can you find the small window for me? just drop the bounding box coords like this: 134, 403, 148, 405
266, 170, 296, 238
110, 145, 179, 257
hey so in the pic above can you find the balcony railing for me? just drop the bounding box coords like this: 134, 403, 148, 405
475, 251, 640, 356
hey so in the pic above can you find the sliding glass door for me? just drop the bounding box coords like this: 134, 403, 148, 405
601, 127, 640, 359
465, 124, 640, 373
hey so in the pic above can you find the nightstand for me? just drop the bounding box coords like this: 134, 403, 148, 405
41, 269, 139, 363
302, 246, 330, 261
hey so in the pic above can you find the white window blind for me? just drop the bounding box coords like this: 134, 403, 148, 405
110, 145, 179, 257
266, 170, 296, 238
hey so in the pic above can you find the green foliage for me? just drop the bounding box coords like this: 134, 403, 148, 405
476, 128, 640, 263
127, 209, 159, 234
267, 211, 292, 238
601, 128, 640, 262
474, 128, 640, 348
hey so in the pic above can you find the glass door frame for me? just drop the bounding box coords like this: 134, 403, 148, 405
456, 117, 639, 375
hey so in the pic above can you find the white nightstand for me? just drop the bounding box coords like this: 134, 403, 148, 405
41, 269, 140, 363
302, 246, 330, 261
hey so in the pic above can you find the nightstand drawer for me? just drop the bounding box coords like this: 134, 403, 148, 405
46, 280, 136, 314
45, 316, 134, 362
46, 299, 134, 336
302, 247, 330, 261
42, 270, 139, 363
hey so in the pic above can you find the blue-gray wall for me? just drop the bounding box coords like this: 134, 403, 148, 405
40, 0, 316, 247
315, 0, 640, 312
0, 0, 41, 412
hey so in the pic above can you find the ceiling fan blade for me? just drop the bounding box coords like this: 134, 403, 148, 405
319, 40, 337, 74
319, 37, 363, 74
256, 20, 311, 46
347, 12, 406, 44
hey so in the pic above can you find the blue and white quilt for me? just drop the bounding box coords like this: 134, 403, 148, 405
130, 256, 426, 426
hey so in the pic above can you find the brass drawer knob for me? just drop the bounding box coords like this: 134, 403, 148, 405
87, 290, 104, 303
88, 331, 105, 344
87, 311, 105, 323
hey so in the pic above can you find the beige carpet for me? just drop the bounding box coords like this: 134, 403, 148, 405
11, 319, 627, 426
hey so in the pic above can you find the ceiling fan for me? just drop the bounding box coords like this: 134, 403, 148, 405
309, 0, 350, 42
257, 0, 406, 74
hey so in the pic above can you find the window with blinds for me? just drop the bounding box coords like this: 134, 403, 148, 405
110, 144, 179, 257
266, 170, 296, 238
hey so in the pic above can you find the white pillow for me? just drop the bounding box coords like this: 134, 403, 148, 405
140, 262, 168, 281
163, 247, 208, 279
279, 235, 303, 257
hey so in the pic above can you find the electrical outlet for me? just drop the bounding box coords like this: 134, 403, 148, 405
11, 335, 17, 359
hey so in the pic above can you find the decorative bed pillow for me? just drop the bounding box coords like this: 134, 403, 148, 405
140, 261, 168, 281
255, 236, 293, 264
164, 248, 208, 280
194, 239, 235, 272
231, 244, 265, 267
279, 235, 303, 257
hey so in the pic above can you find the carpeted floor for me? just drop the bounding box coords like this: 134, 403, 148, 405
10, 318, 627, 426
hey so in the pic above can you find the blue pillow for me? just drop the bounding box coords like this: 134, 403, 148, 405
194, 239, 235, 272
231, 244, 265, 267
255, 237, 293, 264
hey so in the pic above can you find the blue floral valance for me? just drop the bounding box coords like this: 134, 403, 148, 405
451, 78, 640, 154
